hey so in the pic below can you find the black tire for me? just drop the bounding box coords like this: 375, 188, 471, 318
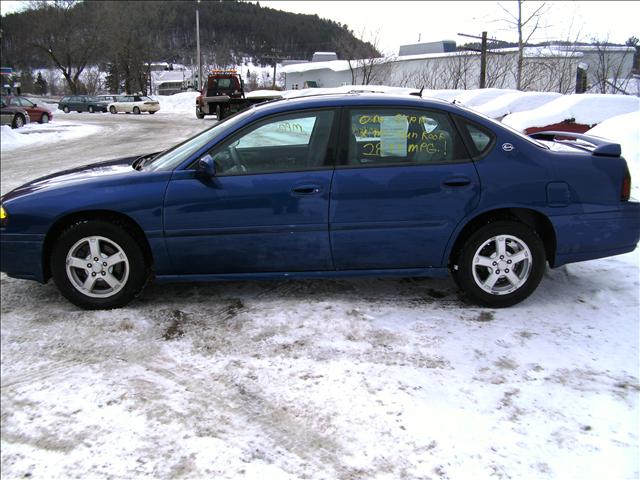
11, 114, 25, 129
110, 106, 117, 114
148, 110, 155, 114
50, 220, 149, 310
454, 221, 546, 308
63, 106, 70, 113
89, 105, 95, 113
40, 113, 50, 124
133, 106, 141, 115
196, 108, 205, 119
216, 104, 225, 120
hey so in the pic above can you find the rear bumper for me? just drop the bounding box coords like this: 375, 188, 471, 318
0, 233, 46, 282
552, 201, 640, 267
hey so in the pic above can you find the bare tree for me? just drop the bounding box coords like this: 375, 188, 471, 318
590, 37, 635, 94
27, 1, 101, 94
499, 0, 550, 90
340, 28, 394, 85
98, 1, 162, 94
485, 52, 516, 89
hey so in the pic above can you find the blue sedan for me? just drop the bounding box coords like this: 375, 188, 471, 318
1, 93, 638, 309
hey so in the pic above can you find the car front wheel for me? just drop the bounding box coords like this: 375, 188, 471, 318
40, 113, 49, 124
51, 220, 148, 309
63, 106, 70, 113
454, 221, 546, 308
109, 106, 117, 114
133, 107, 141, 115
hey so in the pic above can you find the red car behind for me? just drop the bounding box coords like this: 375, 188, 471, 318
2, 95, 53, 124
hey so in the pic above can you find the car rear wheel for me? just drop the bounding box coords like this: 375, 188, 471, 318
196, 108, 205, 119
133, 106, 141, 115
454, 221, 545, 308
148, 110, 155, 114
110, 106, 117, 114
63, 106, 70, 113
40, 113, 49, 124
11, 114, 25, 129
51, 220, 148, 310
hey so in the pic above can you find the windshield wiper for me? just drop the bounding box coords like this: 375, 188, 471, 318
133, 151, 162, 170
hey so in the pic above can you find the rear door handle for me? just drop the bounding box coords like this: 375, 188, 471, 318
291, 184, 322, 195
442, 176, 472, 187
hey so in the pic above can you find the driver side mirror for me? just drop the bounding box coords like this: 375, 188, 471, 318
196, 154, 216, 177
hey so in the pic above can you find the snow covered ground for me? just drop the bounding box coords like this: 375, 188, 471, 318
1, 93, 639, 480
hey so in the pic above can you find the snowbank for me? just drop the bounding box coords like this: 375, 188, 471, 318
152, 92, 200, 115
586, 111, 640, 194
502, 94, 640, 131
1, 126, 33, 149
0, 122, 102, 152
474, 91, 562, 119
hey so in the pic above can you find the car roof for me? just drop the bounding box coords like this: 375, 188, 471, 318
252, 92, 463, 116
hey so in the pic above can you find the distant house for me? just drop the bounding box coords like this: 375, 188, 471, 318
148, 64, 190, 95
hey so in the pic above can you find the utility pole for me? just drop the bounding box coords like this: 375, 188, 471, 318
196, 0, 202, 90
458, 32, 506, 89
480, 31, 487, 88
262, 49, 282, 90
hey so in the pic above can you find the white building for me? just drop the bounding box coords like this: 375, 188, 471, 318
281, 44, 636, 94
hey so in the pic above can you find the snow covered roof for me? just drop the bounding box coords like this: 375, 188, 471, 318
502, 94, 640, 131
453, 88, 519, 107
280, 60, 352, 74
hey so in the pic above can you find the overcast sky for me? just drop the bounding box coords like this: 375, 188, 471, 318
1, 0, 638, 55
262, 1, 640, 54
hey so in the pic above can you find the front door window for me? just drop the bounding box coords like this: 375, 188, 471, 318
207, 110, 335, 175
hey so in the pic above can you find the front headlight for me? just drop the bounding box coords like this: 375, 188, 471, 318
0, 205, 8, 227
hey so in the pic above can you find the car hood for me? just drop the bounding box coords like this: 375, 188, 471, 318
1, 155, 141, 203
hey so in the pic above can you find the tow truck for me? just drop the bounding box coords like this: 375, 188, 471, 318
195, 70, 280, 120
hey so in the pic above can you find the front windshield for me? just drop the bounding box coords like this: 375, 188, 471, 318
146, 107, 256, 171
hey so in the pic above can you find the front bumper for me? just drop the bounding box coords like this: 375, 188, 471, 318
0, 233, 46, 282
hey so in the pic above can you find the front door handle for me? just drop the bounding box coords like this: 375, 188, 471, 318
442, 176, 472, 187
291, 184, 322, 195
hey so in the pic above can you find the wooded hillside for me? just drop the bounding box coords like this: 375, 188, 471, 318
0, 0, 379, 94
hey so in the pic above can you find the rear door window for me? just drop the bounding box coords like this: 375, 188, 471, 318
344, 108, 469, 166
453, 116, 496, 159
